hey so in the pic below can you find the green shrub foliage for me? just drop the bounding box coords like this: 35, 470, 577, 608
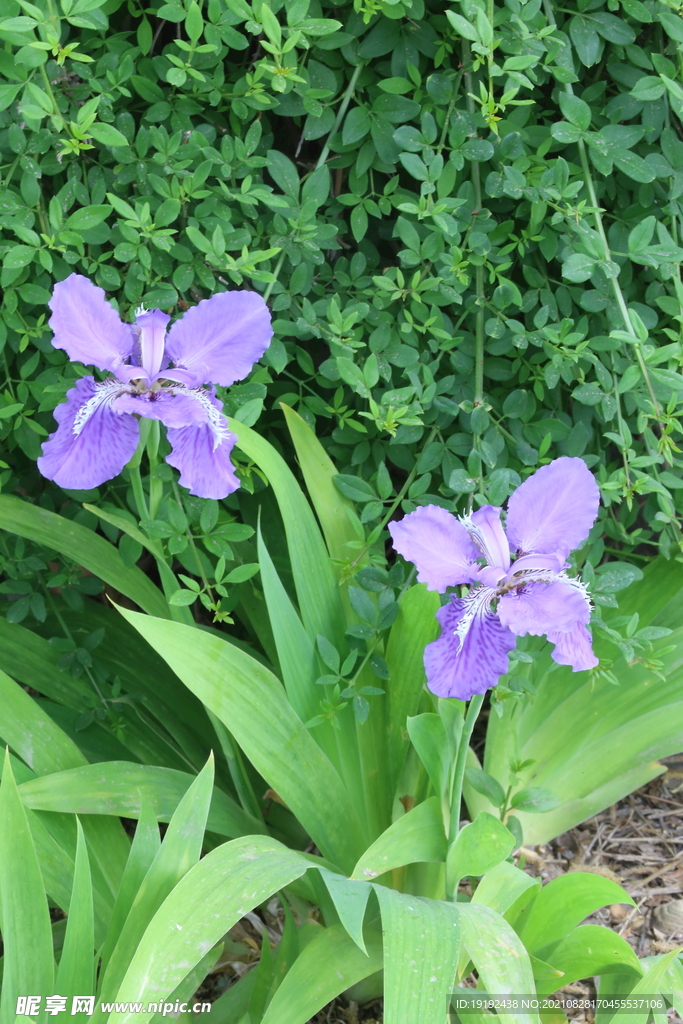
2, 0, 683, 581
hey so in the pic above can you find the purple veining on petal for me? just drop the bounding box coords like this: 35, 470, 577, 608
164, 290, 273, 387
166, 419, 239, 499
468, 504, 511, 570
388, 504, 479, 593
548, 621, 599, 671
48, 274, 134, 375
505, 456, 600, 558
37, 376, 139, 490
424, 592, 517, 700
497, 579, 591, 637
136, 309, 170, 381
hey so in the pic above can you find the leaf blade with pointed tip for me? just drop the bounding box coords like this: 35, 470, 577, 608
351, 797, 446, 879
0, 495, 169, 618
0, 750, 55, 1020
95, 755, 216, 1007
55, 818, 95, 999
116, 607, 366, 871
105, 836, 310, 1024
318, 868, 372, 953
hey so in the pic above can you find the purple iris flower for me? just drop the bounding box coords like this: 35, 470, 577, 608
37, 274, 272, 500
388, 457, 601, 700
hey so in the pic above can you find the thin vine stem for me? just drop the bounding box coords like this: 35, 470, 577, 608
263, 251, 285, 303
345, 425, 440, 575
315, 61, 365, 171
463, 44, 486, 408
541, 0, 662, 425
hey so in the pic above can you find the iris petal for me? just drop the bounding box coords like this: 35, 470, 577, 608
497, 579, 590, 637
388, 505, 479, 592
165, 390, 238, 499
166, 424, 239, 499
164, 290, 272, 387
423, 591, 516, 699
48, 274, 134, 374
505, 457, 600, 558
548, 622, 599, 671
136, 309, 170, 380
38, 376, 139, 490
468, 505, 511, 569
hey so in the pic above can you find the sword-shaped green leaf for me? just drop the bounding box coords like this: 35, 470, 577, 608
0, 494, 169, 618
0, 751, 54, 1021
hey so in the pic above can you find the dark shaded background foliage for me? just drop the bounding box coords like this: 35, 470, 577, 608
2, 0, 683, 641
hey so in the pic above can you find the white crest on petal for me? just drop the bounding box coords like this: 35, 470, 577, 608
501, 567, 592, 610
135, 304, 148, 317
73, 378, 131, 436
453, 586, 496, 649
179, 386, 232, 451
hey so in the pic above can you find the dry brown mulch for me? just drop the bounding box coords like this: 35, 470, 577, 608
523, 754, 683, 959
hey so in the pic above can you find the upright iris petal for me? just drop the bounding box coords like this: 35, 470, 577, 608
390, 458, 601, 700
164, 290, 273, 387
505, 457, 600, 557
136, 309, 170, 382
388, 504, 479, 592
37, 274, 273, 499
48, 273, 134, 374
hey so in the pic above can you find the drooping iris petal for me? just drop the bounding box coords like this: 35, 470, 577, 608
37, 376, 139, 490
497, 579, 590, 637
468, 505, 511, 570
505, 457, 600, 558
48, 274, 134, 375
548, 622, 599, 671
388, 505, 479, 593
112, 389, 209, 428
164, 290, 273, 387
165, 395, 239, 499
423, 592, 517, 699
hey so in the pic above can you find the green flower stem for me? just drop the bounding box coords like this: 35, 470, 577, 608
574, 138, 662, 420
542, 0, 662, 424
611, 353, 631, 488
129, 464, 150, 523
315, 61, 365, 171
146, 420, 162, 518
127, 431, 195, 623
445, 692, 485, 900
